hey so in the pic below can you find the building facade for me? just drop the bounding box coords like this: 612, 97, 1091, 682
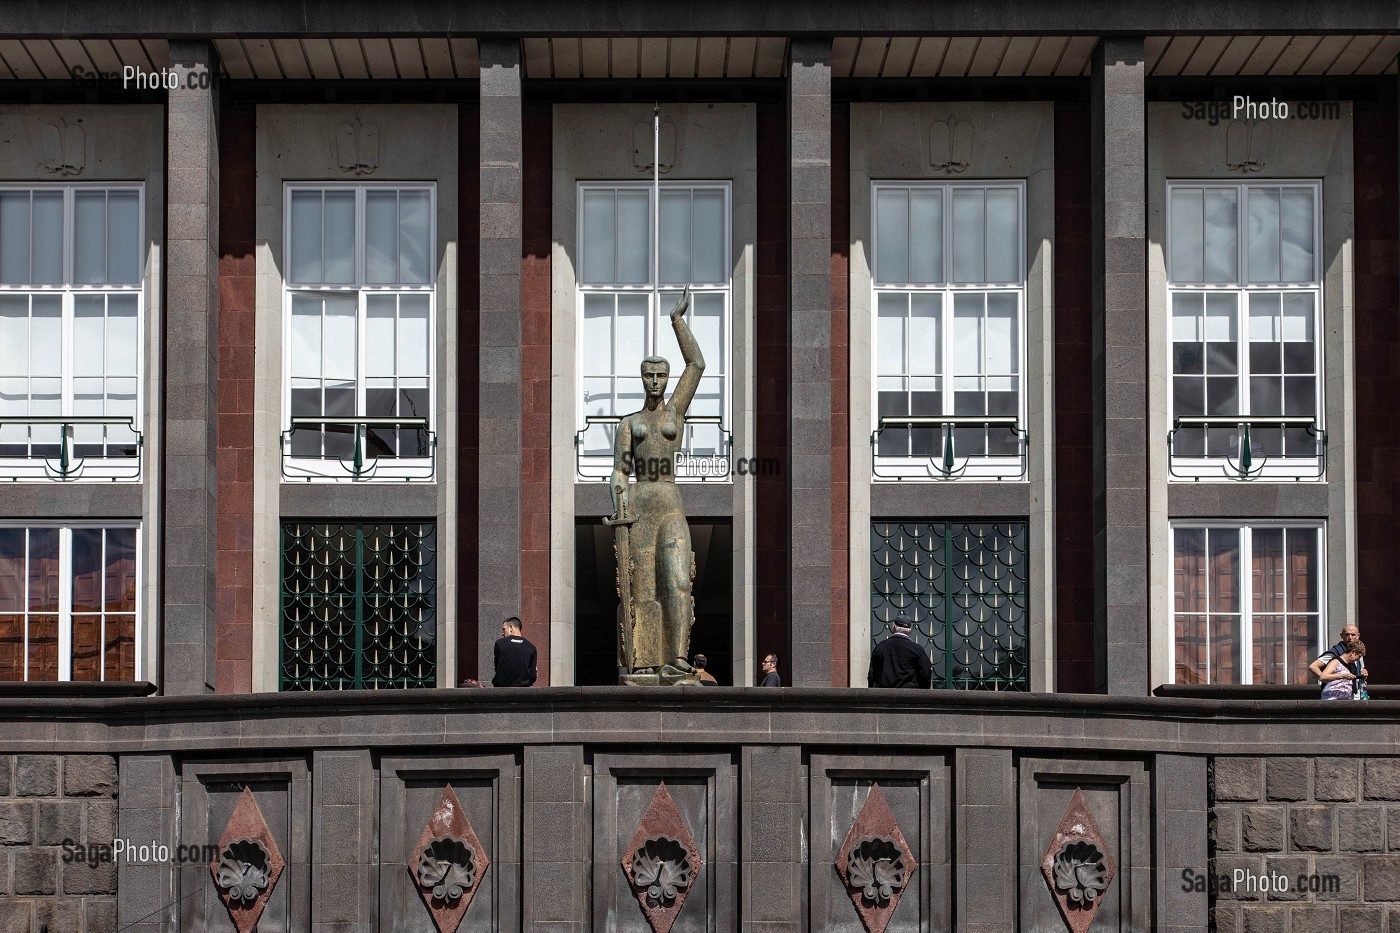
0, 3, 1398, 931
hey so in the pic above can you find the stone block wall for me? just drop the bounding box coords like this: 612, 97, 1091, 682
0, 754, 118, 933
1212, 757, 1400, 932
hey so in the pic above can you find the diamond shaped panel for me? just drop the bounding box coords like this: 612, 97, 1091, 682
1039, 788, 1117, 933
408, 785, 490, 933
833, 783, 916, 933
208, 786, 285, 933
620, 782, 703, 933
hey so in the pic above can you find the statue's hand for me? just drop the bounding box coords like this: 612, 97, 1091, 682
670, 284, 691, 322
611, 484, 628, 519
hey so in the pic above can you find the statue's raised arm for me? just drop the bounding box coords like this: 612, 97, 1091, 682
664, 286, 706, 416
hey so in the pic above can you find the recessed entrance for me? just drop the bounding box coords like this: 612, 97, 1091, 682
574, 518, 732, 686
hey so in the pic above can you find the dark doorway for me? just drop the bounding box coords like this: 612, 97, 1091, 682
575, 518, 733, 686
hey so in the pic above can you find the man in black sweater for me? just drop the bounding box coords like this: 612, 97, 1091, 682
867, 615, 932, 689
492, 617, 538, 687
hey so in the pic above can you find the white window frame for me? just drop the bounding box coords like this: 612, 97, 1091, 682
870, 180, 1027, 481
0, 183, 145, 482
1166, 179, 1324, 481
574, 180, 733, 483
281, 182, 437, 482
0, 521, 143, 682
1167, 520, 1326, 686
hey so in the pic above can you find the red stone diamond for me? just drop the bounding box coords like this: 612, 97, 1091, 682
208, 786, 285, 933
1039, 788, 1117, 933
833, 783, 917, 933
408, 785, 490, 933
620, 783, 703, 933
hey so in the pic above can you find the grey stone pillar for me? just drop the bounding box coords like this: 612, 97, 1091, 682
956, 748, 1015, 931
116, 755, 177, 932
478, 39, 524, 681
1154, 755, 1207, 932
741, 745, 804, 929
311, 750, 375, 932
523, 745, 587, 931
163, 41, 220, 695
788, 38, 833, 688
1091, 37, 1149, 695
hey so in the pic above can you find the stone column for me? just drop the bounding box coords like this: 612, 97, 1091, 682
955, 748, 1016, 931
163, 41, 220, 695
788, 38, 834, 688
478, 39, 524, 681
311, 750, 375, 932
1091, 38, 1149, 695
741, 745, 804, 930
116, 755, 177, 932
522, 745, 587, 931
1154, 755, 1207, 932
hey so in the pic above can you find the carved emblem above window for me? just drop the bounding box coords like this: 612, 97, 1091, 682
41, 119, 85, 175
929, 116, 974, 172
336, 118, 380, 175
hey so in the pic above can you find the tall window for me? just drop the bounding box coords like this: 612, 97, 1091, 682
0, 187, 143, 478
872, 182, 1025, 479
280, 521, 435, 690
0, 524, 140, 681
1168, 182, 1321, 477
576, 182, 730, 479
284, 185, 434, 478
1171, 523, 1322, 686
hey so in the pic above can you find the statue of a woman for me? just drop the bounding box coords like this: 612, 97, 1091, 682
609, 288, 705, 681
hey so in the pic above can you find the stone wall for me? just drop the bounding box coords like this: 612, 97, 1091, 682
1212, 757, 1400, 932
0, 754, 117, 933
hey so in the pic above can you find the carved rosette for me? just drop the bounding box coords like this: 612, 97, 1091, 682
620, 783, 703, 933
408, 785, 490, 933
208, 787, 285, 933
1039, 788, 1117, 933
833, 784, 916, 933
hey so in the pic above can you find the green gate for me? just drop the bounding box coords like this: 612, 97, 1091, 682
872, 520, 1029, 690
280, 521, 436, 690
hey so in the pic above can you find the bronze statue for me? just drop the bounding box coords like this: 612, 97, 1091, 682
606, 287, 704, 686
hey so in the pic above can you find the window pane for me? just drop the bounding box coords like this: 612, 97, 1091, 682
1280, 188, 1315, 282
1281, 292, 1314, 343
31, 192, 63, 286
615, 294, 647, 374
1169, 188, 1204, 283
1287, 529, 1318, 613
289, 191, 323, 284
909, 294, 940, 377
71, 528, 103, 614
365, 296, 396, 377
106, 295, 139, 377
0, 296, 27, 376
30, 299, 61, 377
1247, 187, 1281, 283
581, 294, 613, 375
0, 193, 31, 285
398, 294, 430, 377
874, 188, 909, 284
322, 298, 357, 381
399, 190, 432, 285
615, 189, 649, 284
322, 191, 355, 285
1174, 528, 1206, 612
985, 293, 1017, 375
1252, 528, 1284, 613
1208, 529, 1240, 612
1175, 614, 1207, 684
909, 188, 943, 283
107, 191, 141, 284
289, 297, 323, 379
691, 292, 725, 375
74, 191, 107, 285
74, 296, 105, 377
580, 190, 615, 284
875, 293, 906, 377
659, 189, 691, 284
951, 293, 983, 375
692, 189, 725, 284
985, 189, 1018, 283
951, 188, 985, 283
365, 190, 397, 284
1203, 188, 1238, 283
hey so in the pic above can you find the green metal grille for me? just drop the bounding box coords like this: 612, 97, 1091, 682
872, 520, 1029, 690
280, 521, 436, 690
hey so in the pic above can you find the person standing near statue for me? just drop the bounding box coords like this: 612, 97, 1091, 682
607, 287, 705, 685
491, 617, 537, 687
868, 615, 932, 689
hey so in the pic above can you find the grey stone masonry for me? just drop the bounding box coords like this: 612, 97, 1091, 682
522, 745, 587, 932
1213, 757, 1400, 932
787, 37, 833, 688
477, 37, 524, 682
0, 754, 118, 933
1091, 37, 1149, 695
163, 39, 221, 695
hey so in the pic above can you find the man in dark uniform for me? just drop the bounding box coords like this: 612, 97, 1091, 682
492, 616, 537, 687
867, 615, 932, 689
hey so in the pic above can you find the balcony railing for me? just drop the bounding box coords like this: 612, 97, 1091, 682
1168, 416, 1326, 481
281, 417, 436, 480
0, 416, 143, 481
871, 415, 1028, 481
575, 414, 733, 482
